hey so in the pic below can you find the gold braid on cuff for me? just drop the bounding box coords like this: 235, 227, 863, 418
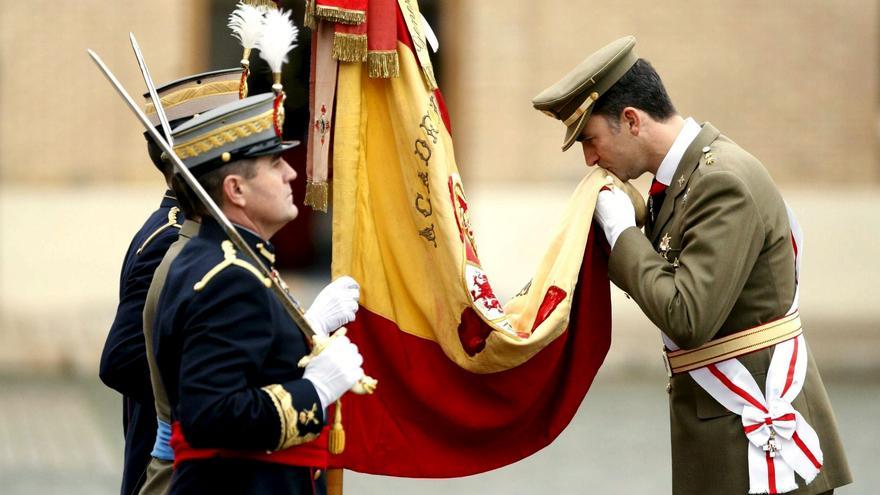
261, 384, 321, 450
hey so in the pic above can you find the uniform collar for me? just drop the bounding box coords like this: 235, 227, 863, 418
650, 122, 721, 243
199, 217, 276, 265
655, 117, 701, 186
160, 190, 178, 209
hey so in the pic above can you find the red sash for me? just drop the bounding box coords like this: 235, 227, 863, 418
171, 421, 329, 469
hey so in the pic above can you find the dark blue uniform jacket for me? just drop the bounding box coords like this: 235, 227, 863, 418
154, 217, 325, 495
100, 191, 182, 495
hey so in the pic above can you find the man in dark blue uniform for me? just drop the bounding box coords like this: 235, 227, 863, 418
99, 68, 245, 495
154, 93, 365, 494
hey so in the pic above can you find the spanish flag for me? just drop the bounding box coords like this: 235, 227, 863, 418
320, 0, 618, 477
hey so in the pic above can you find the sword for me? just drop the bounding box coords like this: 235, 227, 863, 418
87, 46, 376, 395
129, 33, 174, 145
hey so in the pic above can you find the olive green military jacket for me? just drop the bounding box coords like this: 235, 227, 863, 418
139, 219, 199, 495
608, 123, 851, 494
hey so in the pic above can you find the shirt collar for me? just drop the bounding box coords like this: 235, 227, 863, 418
655, 117, 701, 186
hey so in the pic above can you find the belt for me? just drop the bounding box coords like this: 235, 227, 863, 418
170, 421, 330, 470
663, 311, 803, 376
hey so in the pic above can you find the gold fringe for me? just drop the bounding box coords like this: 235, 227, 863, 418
243, 0, 278, 12
303, 0, 316, 29
304, 179, 329, 212
332, 33, 367, 62
314, 5, 366, 25
367, 50, 400, 79
328, 400, 345, 455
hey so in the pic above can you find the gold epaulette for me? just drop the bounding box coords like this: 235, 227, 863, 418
137, 207, 182, 255
261, 384, 321, 450
193, 240, 272, 291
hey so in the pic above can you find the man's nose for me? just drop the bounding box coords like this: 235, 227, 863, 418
582, 144, 598, 167
282, 159, 297, 181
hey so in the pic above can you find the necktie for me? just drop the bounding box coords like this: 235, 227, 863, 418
648, 179, 668, 223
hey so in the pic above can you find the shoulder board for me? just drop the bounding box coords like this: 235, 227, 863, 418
137, 207, 182, 255
193, 240, 272, 292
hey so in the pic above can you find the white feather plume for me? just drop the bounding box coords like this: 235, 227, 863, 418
228, 2, 267, 50
256, 8, 299, 73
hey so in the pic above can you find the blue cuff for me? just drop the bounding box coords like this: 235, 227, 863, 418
151, 418, 175, 461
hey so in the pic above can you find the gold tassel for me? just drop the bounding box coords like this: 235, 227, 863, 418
368, 50, 400, 79
314, 5, 366, 25
303, 0, 316, 29
304, 179, 329, 212
328, 400, 345, 455
332, 33, 367, 62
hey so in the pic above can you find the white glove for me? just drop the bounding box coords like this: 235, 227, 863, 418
304, 276, 360, 337
303, 335, 365, 409
594, 186, 636, 249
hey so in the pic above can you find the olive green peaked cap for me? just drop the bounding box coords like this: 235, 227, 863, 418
532, 36, 638, 151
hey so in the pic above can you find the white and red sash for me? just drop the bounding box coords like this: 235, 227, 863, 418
662, 204, 823, 494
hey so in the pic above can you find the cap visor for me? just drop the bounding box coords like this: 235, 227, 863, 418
242, 139, 301, 159
561, 109, 593, 151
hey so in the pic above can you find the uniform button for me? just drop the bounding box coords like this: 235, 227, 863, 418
314, 469, 323, 480
702, 146, 711, 153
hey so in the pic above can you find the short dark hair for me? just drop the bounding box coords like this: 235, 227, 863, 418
593, 58, 677, 126
146, 137, 175, 181
171, 158, 259, 219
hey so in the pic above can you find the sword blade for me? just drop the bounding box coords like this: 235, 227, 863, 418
129, 33, 174, 145
86, 48, 315, 339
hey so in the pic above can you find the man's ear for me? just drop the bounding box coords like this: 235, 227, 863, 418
223, 174, 247, 208
622, 107, 641, 136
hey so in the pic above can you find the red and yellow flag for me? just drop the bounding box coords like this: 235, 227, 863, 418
314, 0, 631, 477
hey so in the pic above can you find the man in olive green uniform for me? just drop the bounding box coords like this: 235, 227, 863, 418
533, 36, 852, 494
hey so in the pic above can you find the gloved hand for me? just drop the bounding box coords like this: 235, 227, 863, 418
594, 186, 636, 249
304, 276, 360, 337
302, 335, 364, 409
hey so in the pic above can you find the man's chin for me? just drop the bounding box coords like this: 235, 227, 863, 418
287, 205, 299, 222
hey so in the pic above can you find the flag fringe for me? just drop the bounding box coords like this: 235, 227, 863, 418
315, 5, 366, 25
368, 50, 400, 78
332, 33, 367, 62
304, 179, 329, 212
303, 0, 316, 29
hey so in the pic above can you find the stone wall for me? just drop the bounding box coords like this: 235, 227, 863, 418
0, 1, 210, 184
441, 0, 880, 185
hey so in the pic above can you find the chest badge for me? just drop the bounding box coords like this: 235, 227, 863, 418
659, 232, 671, 259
